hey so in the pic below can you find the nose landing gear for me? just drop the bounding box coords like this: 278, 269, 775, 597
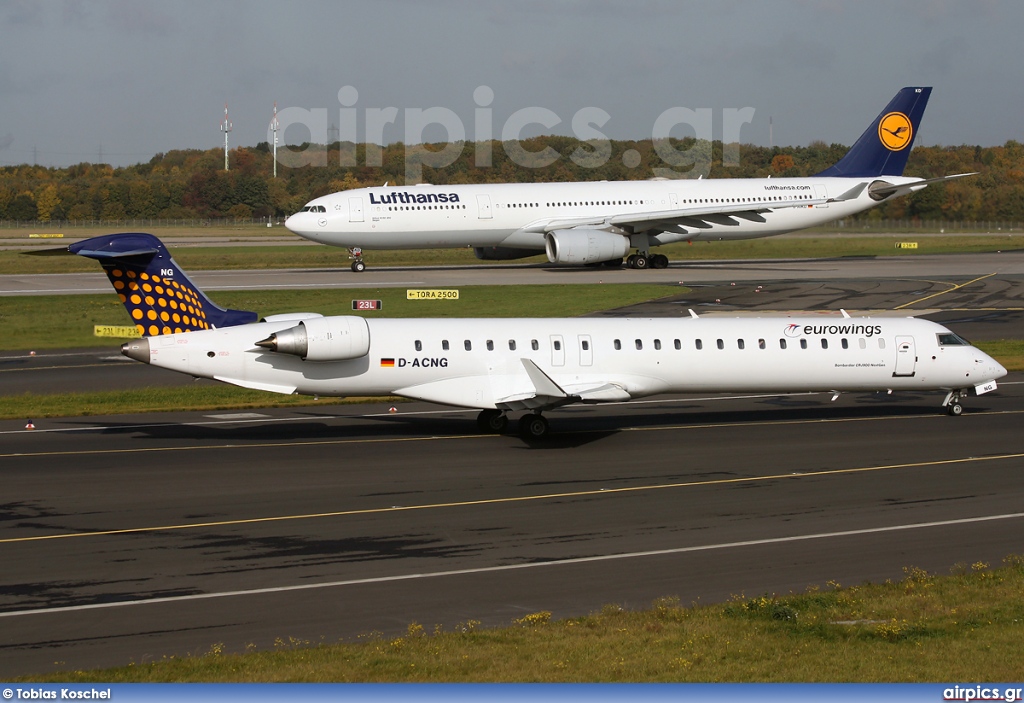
349, 247, 365, 272
943, 390, 966, 416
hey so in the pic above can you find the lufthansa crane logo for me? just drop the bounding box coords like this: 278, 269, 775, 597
878, 112, 913, 151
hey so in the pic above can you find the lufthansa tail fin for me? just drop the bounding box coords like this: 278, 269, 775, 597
69, 233, 258, 336
815, 87, 931, 178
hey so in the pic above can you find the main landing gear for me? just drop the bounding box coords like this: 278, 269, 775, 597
349, 247, 366, 272
476, 409, 509, 433
625, 253, 669, 269
475, 410, 550, 438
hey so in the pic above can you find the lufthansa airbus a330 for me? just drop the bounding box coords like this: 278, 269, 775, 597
284, 87, 971, 271
65, 233, 1005, 438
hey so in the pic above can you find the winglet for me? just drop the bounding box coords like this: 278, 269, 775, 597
520, 359, 569, 399
69, 233, 258, 336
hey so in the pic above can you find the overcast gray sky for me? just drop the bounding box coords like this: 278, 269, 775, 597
1, 0, 1020, 168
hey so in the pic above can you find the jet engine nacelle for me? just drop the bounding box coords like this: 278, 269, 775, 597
256, 315, 370, 361
544, 229, 629, 265
473, 246, 540, 261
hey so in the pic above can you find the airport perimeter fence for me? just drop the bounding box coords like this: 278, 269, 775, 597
820, 218, 1021, 233
0, 217, 282, 230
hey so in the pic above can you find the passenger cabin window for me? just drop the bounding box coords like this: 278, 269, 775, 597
695, 339, 703, 350
758, 338, 766, 349
654, 339, 661, 350
442, 340, 449, 351
531, 339, 539, 351
841, 338, 849, 349
716, 339, 724, 350
821, 339, 828, 349
737, 339, 745, 350
800, 339, 808, 349
635, 339, 643, 350
486, 340, 494, 351
582, 340, 589, 351
780, 339, 787, 349
674, 339, 681, 350
859, 338, 866, 349
614, 339, 622, 350
415, 340, 422, 352
878, 339, 886, 349
553, 340, 561, 351
464, 340, 472, 351
508, 340, 516, 351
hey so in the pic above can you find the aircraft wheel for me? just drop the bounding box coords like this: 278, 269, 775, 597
947, 402, 963, 416
632, 255, 649, 270
652, 254, 669, 269
626, 254, 637, 268
519, 413, 549, 439
477, 409, 508, 433
351, 260, 366, 272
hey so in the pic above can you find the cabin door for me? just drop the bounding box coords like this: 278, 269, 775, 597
813, 184, 829, 208
477, 194, 492, 219
550, 335, 565, 367
349, 197, 364, 222
578, 335, 593, 366
893, 336, 917, 377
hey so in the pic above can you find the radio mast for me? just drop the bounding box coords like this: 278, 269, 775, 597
220, 103, 232, 170
270, 101, 279, 178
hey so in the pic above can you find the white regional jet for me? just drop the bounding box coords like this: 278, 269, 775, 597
285, 87, 971, 272
70, 233, 1005, 438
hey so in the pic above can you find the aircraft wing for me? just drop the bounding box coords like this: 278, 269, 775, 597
517, 194, 829, 236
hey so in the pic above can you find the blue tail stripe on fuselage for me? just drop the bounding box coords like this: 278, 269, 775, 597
69, 233, 258, 336
814, 87, 931, 178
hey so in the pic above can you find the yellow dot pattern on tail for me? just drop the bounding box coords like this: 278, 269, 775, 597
103, 264, 212, 336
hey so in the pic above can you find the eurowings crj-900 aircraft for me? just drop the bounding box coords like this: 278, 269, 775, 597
69, 233, 1005, 438
284, 87, 972, 272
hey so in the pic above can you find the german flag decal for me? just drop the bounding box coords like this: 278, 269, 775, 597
380, 358, 395, 368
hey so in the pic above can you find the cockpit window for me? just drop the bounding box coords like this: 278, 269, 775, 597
298, 205, 326, 213
937, 333, 970, 346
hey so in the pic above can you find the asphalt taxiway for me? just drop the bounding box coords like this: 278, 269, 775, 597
1, 255, 1023, 677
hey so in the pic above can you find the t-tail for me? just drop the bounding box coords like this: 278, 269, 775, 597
815, 86, 931, 178
69, 233, 258, 336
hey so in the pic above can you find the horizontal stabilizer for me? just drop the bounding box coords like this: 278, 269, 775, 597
868, 173, 977, 200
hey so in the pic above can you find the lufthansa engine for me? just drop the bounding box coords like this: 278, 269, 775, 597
256, 315, 370, 361
544, 229, 629, 265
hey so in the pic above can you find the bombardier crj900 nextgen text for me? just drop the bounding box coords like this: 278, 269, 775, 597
70, 233, 1005, 438
285, 87, 972, 272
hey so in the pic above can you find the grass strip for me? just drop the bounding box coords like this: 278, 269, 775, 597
2, 385, 386, 420
17, 555, 1024, 682
0, 284, 676, 350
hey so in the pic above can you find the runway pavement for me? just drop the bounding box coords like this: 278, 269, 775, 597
3, 250, 1024, 295
1, 255, 1023, 677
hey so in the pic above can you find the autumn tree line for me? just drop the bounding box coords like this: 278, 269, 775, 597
1, 137, 1022, 223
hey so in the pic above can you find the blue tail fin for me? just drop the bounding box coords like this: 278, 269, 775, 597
69, 233, 258, 336
815, 87, 931, 178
